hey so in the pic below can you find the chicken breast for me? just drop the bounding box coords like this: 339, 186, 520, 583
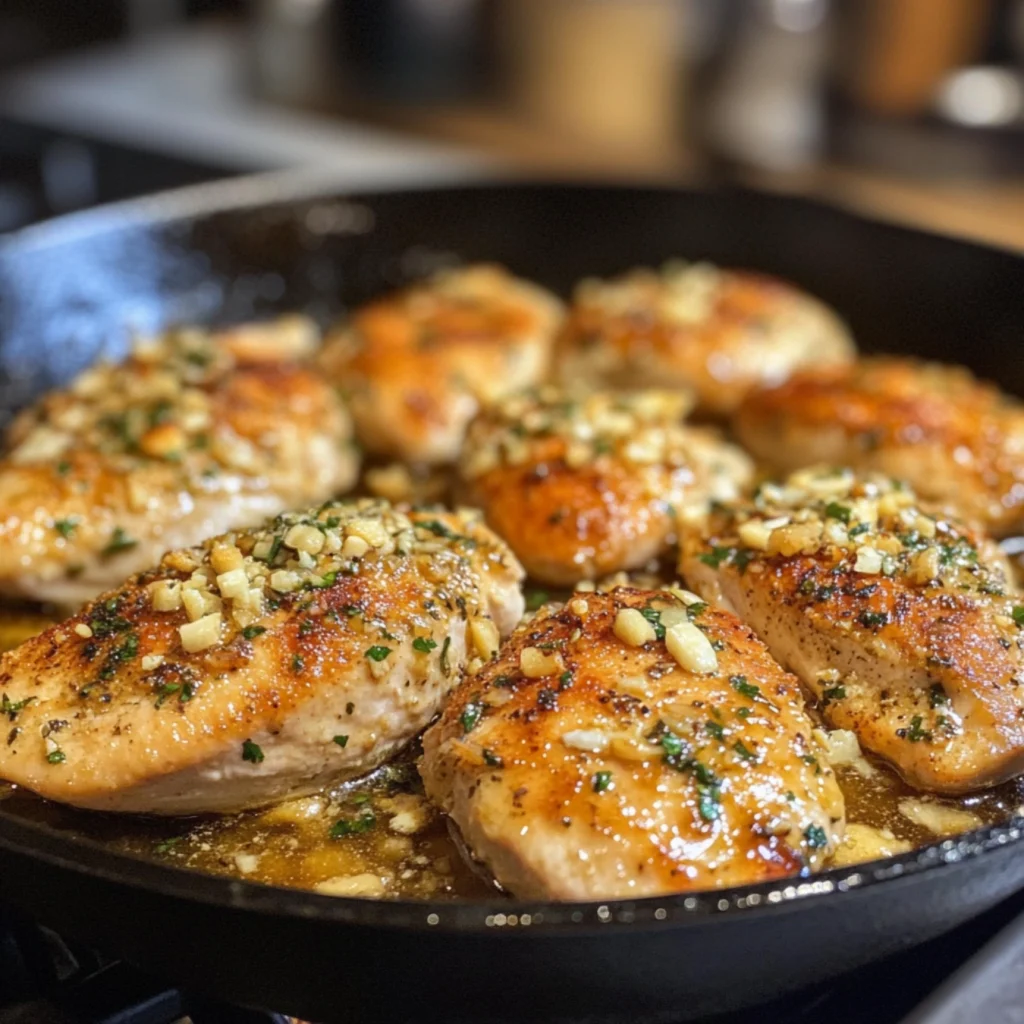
0, 318, 357, 607
421, 587, 844, 899
319, 264, 564, 466
734, 357, 1024, 537
553, 262, 854, 415
679, 466, 1024, 794
457, 387, 753, 586
0, 500, 524, 814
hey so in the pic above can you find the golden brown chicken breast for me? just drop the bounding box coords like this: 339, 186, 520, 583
319, 264, 564, 466
457, 387, 753, 586
0, 500, 524, 815
0, 318, 357, 607
421, 587, 844, 899
553, 262, 854, 415
734, 357, 1024, 537
679, 466, 1024, 794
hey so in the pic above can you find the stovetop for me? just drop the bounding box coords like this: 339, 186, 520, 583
2, 888, 1024, 1024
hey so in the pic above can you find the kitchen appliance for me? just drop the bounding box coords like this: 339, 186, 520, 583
2, 177, 1024, 1023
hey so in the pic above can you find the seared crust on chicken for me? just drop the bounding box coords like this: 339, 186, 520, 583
421, 587, 843, 899
0, 318, 357, 606
680, 466, 1024, 794
734, 357, 1024, 537
458, 388, 753, 586
0, 500, 524, 814
553, 262, 854, 415
319, 265, 563, 465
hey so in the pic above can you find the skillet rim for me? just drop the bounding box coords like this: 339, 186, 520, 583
2, 170, 1024, 934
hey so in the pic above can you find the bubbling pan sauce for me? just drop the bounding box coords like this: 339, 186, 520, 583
0, 600, 1021, 901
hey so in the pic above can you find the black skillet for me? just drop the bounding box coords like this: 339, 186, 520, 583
1, 179, 1024, 1024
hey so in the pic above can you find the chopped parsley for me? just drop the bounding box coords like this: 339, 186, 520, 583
929, 683, 949, 708
525, 589, 550, 612
291, 653, 305, 673
699, 546, 734, 568
1, 694, 34, 721
241, 739, 265, 763
413, 637, 438, 653
101, 526, 137, 558
730, 675, 760, 700
333, 735, 349, 748
705, 720, 725, 741
592, 770, 613, 793
822, 685, 846, 703
241, 625, 266, 640
329, 811, 376, 838
1013, 606, 1024, 627
804, 824, 828, 849
858, 610, 888, 629
558, 670, 574, 690
483, 749, 504, 768
46, 749, 66, 765
904, 716, 931, 743
365, 645, 391, 662
640, 606, 666, 640
418, 519, 453, 538
686, 601, 708, 620
848, 522, 871, 538
53, 518, 78, 539
732, 740, 756, 761
824, 502, 851, 523
154, 837, 183, 854
460, 701, 483, 733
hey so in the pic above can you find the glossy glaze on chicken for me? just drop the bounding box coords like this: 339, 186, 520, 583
1, 261, 1023, 903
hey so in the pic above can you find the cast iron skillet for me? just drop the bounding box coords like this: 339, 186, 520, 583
2, 177, 1024, 1024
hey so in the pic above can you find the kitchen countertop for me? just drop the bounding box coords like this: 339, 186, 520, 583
3, 22, 1024, 252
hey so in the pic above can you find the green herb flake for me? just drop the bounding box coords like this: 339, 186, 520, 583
525, 589, 550, 612
1, 694, 35, 721
699, 546, 734, 568
822, 685, 846, 703
640, 606, 666, 641
333, 734, 349, 748
558, 670, 574, 690
53, 517, 79, 539
686, 601, 708, 620
733, 740, 756, 761
483, 748, 504, 768
101, 526, 137, 558
858, 610, 888, 629
905, 715, 932, 743
1013, 606, 1024, 627
460, 701, 484, 733
730, 675, 760, 700
329, 811, 376, 838
592, 770, 613, 793
154, 837, 183, 854
46, 749, 66, 765
804, 824, 828, 849
241, 739, 265, 763
705, 720, 725, 741
291, 653, 305, 673
824, 502, 851, 523
365, 645, 391, 662
241, 625, 266, 640
412, 637, 438, 653
929, 683, 949, 708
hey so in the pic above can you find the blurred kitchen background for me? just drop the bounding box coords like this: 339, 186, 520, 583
2, 0, 1024, 247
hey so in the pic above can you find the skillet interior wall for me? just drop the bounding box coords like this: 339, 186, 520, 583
1, 183, 1023, 418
